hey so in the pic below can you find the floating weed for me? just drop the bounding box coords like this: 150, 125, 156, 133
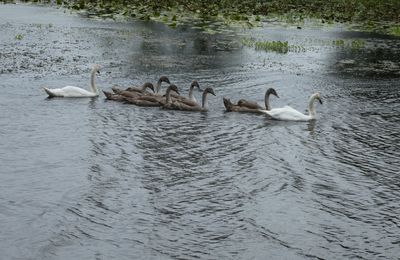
350, 39, 364, 49
241, 38, 304, 54
168, 22, 177, 28
241, 37, 256, 48
333, 39, 345, 46
255, 41, 289, 53
15, 34, 24, 40
389, 26, 400, 36
332, 39, 365, 50
203, 27, 217, 35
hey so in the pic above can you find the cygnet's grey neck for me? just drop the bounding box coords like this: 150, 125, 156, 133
264, 91, 271, 110
90, 69, 97, 93
202, 91, 209, 109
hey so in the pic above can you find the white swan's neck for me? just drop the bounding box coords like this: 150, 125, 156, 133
90, 69, 98, 94
202, 92, 209, 109
308, 94, 318, 119
265, 91, 271, 110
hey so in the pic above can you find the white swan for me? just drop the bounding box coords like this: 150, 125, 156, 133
262, 92, 323, 121
43, 64, 101, 97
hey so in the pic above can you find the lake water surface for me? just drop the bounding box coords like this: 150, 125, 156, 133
0, 4, 399, 259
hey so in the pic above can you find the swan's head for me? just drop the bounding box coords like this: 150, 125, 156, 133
223, 97, 232, 107
191, 80, 202, 91
237, 99, 246, 106
314, 92, 323, 104
168, 84, 180, 95
143, 82, 155, 93
204, 87, 216, 96
266, 88, 279, 98
92, 64, 101, 74
158, 76, 170, 85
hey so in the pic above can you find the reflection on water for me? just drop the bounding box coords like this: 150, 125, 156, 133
0, 4, 400, 260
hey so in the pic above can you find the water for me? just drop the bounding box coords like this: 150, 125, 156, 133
1, 4, 399, 260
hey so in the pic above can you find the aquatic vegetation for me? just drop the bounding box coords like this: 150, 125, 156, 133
5, 0, 400, 36
15, 34, 24, 40
241, 38, 307, 54
350, 39, 365, 50
11, 0, 399, 25
333, 39, 345, 47
242, 37, 366, 54
254, 41, 289, 53
389, 26, 400, 37
333, 39, 365, 50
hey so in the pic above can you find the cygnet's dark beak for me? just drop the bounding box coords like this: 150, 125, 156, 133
319, 99, 323, 105
275, 93, 280, 98
97, 71, 100, 75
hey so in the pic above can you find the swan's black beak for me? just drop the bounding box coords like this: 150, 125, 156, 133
319, 98, 323, 105
97, 71, 100, 75
275, 93, 280, 98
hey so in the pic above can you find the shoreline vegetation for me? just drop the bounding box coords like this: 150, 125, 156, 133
2, 0, 400, 36
2, 0, 400, 54
16, 0, 400, 22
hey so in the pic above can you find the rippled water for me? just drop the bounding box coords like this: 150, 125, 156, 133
1, 4, 399, 260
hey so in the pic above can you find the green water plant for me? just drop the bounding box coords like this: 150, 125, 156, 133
10, 0, 400, 37
15, 34, 24, 40
389, 26, 400, 36
333, 39, 365, 50
255, 40, 289, 53
242, 38, 296, 54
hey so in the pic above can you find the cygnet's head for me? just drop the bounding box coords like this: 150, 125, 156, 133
223, 97, 232, 107
191, 81, 202, 91
168, 84, 180, 95
237, 99, 246, 106
158, 76, 170, 85
266, 88, 279, 98
204, 87, 216, 96
143, 82, 155, 93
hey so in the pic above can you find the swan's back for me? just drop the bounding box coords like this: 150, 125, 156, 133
45, 86, 97, 97
264, 106, 311, 121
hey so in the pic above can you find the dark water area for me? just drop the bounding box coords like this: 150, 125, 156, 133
1, 4, 399, 260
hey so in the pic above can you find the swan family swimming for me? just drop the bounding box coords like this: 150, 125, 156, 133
43, 64, 323, 121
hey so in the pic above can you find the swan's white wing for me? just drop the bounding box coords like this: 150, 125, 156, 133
263, 106, 310, 121
60, 86, 97, 97
43, 87, 65, 97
